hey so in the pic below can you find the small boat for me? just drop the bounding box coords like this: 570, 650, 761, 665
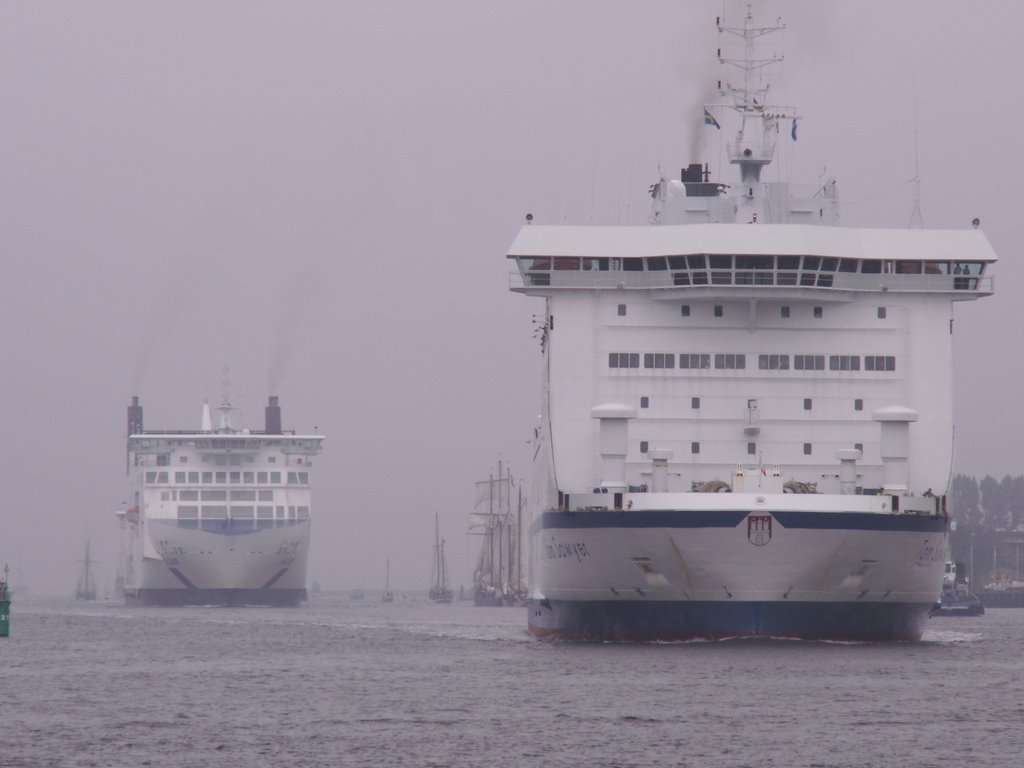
0, 564, 11, 638
931, 560, 984, 617
75, 541, 98, 601
382, 559, 394, 603
429, 513, 453, 604
350, 586, 366, 600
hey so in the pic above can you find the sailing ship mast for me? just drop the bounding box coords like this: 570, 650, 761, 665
382, 558, 394, 602
430, 512, 452, 603
75, 541, 98, 601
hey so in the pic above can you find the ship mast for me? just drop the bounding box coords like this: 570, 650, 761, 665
716, 7, 790, 224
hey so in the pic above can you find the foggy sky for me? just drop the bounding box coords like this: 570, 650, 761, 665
2, 1, 1020, 596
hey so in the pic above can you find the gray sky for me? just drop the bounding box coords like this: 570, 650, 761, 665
2, 0, 1020, 596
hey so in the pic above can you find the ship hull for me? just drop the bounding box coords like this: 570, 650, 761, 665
123, 518, 310, 607
528, 598, 934, 642
528, 506, 947, 642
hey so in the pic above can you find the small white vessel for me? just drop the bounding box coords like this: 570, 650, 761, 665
509, 10, 995, 641
117, 394, 324, 606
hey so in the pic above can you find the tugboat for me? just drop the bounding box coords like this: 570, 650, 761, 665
932, 561, 984, 617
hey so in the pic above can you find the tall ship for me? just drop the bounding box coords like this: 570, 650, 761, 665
429, 512, 453, 604
74, 541, 98, 601
508, 11, 996, 641
470, 463, 527, 606
117, 394, 324, 606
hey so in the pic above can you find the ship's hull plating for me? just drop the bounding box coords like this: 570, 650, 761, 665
124, 518, 310, 607
528, 506, 948, 642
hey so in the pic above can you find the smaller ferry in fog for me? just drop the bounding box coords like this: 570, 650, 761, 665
117, 394, 324, 606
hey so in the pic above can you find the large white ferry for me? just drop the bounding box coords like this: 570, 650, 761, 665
510, 11, 996, 641
117, 395, 324, 606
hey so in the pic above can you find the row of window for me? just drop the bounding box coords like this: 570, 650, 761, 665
145, 470, 309, 485
161, 489, 280, 502
176, 505, 309, 520
628, 304, 885, 319
524, 254, 986, 275
155, 453, 277, 467
637, 440, 865, 455
639, 396, 865, 411
610, 353, 897, 372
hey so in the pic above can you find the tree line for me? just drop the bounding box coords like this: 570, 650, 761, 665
950, 474, 1024, 532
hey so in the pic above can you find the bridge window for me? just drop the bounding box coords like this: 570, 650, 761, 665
829, 355, 861, 371
865, 356, 896, 372
644, 353, 675, 369
759, 354, 790, 370
680, 354, 711, 369
794, 355, 825, 371
715, 353, 745, 369
609, 353, 640, 368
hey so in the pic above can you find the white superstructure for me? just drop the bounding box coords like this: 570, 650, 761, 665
509, 10, 995, 641
117, 395, 324, 606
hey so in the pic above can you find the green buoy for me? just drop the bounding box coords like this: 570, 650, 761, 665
0, 563, 11, 638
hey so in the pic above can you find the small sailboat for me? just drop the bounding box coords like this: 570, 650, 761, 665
382, 559, 394, 603
75, 541, 98, 601
1, 563, 11, 638
429, 513, 453, 604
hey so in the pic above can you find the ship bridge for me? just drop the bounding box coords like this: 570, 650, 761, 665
509, 223, 996, 299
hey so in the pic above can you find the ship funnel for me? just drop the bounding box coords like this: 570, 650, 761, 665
591, 403, 636, 492
873, 406, 918, 493
127, 395, 143, 436
649, 449, 673, 493
265, 395, 282, 435
836, 448, 862, 495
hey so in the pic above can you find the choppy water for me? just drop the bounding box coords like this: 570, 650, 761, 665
3, 594, 1023, 767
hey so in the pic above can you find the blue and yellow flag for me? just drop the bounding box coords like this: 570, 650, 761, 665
704, 108, 720, 129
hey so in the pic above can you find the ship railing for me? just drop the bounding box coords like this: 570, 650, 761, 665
510, 269, 993, 296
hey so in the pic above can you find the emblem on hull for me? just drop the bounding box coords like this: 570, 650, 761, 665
747, 514, 773, 546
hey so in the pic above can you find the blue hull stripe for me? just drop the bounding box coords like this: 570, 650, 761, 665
533, 509, 946, 535
527, 598, 934, 642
